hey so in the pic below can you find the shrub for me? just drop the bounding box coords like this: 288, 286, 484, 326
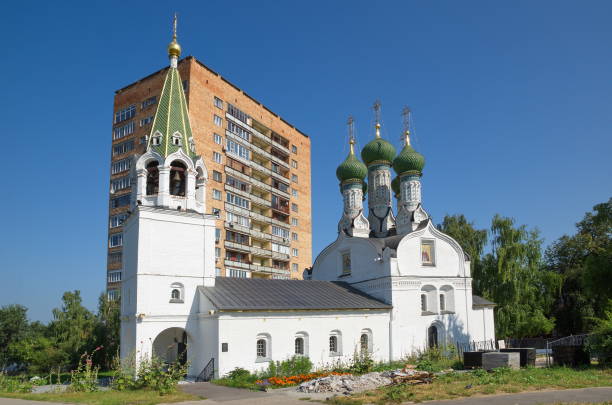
349, 350, 374, 375
587, 309, 612, 365
265, 356, 313, 377
227, 367, 250, 380
69, 348, 102, 392
0, 373, 32, 393
112, 355, 187, 395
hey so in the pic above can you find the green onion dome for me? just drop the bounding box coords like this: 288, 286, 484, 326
392, 131, 425, 176
336, 140, 368, 182
391, 176, 400, 197
361, 123, 397, 166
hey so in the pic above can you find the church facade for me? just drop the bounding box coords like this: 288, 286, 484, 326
120, 27, 495, 380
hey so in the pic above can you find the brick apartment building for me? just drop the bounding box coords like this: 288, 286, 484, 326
107, 55, 312, 299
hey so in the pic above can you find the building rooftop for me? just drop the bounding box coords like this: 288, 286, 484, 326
199, 278, 392, 311
472, 295, 496, 307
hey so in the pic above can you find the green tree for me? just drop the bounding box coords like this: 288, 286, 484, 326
48, 290, 96, 369
0, 305, 30, 366
545, 198, 612, 334
437, 215, 488, 295
480, 215, 558, 338
93, 294, 120, 370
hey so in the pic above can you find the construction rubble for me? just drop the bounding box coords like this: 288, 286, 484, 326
296, 367, 434, 394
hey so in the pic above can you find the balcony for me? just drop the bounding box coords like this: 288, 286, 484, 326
250, 142, 273, 161
250, 228, 272, 241
251, 161, 272, 176
250, 211, 270, 223
251, 194, 272, 208
251, 177, 272, 192
224, 259, 251, 270
225, 202, 250, 216
225, 184, 251, 199
224, 221, 250, 234
251, 246, 273, 257
272, 251, 291, 261
225, 165, 251, 183
224, 240, 251, 253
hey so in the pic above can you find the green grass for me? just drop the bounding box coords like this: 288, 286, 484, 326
0, 389, 199, 405
327, 366, 612, 405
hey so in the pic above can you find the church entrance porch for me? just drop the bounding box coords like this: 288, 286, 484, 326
153, 327, 188, 366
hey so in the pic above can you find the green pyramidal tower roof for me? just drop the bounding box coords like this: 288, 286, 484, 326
147, 22, 196, 160
148, 67, 195, 158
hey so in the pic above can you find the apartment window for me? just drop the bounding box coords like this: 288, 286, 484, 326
108, 270, 122, 283
141, 96, 157, 109
227, 231, 249, 245
292, 248, 299, 257
292, 145, 298, 154
113, 121, 135, 140
227, 212, 250, 227
111, 158, 131, 174
291, 218, 298, 226
139, 116, 154, 127
272, 260, 289, 270
292, 232, 298, 241
212, 170, 222, 182
213, 151, 222, 163
227, 121, 251, 141
226, 175, 249, 192
271, 147, 289, 163
292, 188, 298, 197
291, 174, 298, 183
227, 103, 250, 124
226, 250, 248, 262
226, 192, 249, 209
421, 240, 435, 266
114, 104, 136, 124
108, 252, 122, 265
271, 225, 290, 239
272, 179, 289, 193
229, 268, 249, 278
214, 115, 223, 127
292, 263, 298, 272
212, 189, 221, 200
110, 194, 130, 208
271, 195, 289, 213
226, 139, 250, 160
110, 213, 128, 228
291, 203, 298, 212
215, 228, 221, 242
113, 140, 135, 156
109, 233, 123, 248
107, 289, 120, 301
140, 135, 148, 144
214, 96, 223, 109
212, 208, 221, 218
272, 243, 290, 255
215, 247, 220, 258
291, 159, 298, 169
271, 132, 289, 148
110, 176, 131, 193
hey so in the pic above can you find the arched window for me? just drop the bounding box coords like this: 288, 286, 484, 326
421, 294, 427, 312
295, 337, 304, 355
360, 334, 368, 353
360, 329, 372, 354
171, 133, 182, 146
169, 282, 184, 303
170, 161, 187, 196
256, 333, 271, 361
146, 161, 159, 195
256, 339, 266, 358
329, 330, 342, 356
439, 293, 446, 311
420, 285, 437, 314
440, 285, 455, 313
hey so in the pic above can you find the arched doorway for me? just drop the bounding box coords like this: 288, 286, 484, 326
427, 325, 438, 348
152, 327, 187, 366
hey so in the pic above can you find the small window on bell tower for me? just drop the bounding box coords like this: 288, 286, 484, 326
146, 161, 159, 196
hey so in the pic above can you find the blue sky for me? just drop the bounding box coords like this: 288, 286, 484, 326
0, 1, 610, 322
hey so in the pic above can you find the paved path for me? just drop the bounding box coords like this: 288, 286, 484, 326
0, 386, 610, 405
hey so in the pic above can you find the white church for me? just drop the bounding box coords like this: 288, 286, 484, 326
120, 29, 496, 381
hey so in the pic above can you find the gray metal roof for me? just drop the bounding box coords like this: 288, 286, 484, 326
472, 295, 496, 307
199, 278, 392, 311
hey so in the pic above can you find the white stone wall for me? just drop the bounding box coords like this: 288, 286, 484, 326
213, 309, 391, 377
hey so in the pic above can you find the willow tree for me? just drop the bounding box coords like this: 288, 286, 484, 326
481, 215, 559, 339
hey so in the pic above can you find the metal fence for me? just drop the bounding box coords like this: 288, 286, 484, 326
455, 339, 497, 358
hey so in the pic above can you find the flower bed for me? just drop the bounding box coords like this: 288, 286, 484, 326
255, 371, 351, 388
